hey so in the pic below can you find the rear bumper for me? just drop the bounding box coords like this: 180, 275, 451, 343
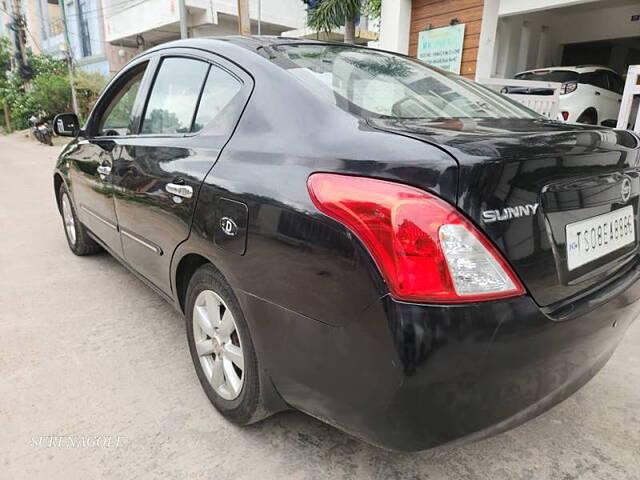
378, 292, 638, 451
241, 262, 640, 451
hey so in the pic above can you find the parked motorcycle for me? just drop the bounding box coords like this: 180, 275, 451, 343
28, 115, 53, 146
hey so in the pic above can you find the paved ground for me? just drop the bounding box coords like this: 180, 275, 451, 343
1, 132, 639, 480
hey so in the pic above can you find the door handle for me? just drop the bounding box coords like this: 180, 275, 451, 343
166, 183, 193, 198
595, 91, 601, 96
97, 165, 111, 177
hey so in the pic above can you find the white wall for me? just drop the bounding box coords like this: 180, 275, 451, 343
212, 0, 306, 32
494, 10, 560, 78
551, 1, 640, 44
378, 0, 412, 54
476, 0, 501, 80
499, 0, 601, 16
104, 0, 179, 43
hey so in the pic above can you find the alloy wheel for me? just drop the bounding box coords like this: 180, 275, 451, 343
193, 290, 245, 400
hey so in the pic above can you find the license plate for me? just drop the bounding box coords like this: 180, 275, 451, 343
566, 206, 635, 271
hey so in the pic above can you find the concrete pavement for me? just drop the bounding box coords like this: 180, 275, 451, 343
1, 132, 639, 479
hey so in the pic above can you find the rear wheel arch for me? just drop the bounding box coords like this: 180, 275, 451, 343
175, 253, 216, 313
178, 255, 288, 418
577, 107, 598, 125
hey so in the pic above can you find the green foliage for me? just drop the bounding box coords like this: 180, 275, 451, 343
0, 38, 107, 130
2, 72, 39, 130
31, 73, 72, 118
345, 55, 411, 78
307, 0, 361, 35
143, 108, 186, 134
0, 38, 12, 92
366, 0, 381, 18
75, 71, 108, 120
307, 0, 381, 38
27, 51, 66, 77
102, 81, 140, 132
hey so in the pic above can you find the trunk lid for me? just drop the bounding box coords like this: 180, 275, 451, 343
369, 117, 640, 306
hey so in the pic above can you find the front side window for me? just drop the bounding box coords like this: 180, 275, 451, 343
98, 64, 146, 136
141, 57, 209, 134
270, 44, 539, 120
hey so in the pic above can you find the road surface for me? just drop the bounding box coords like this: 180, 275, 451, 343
1, 132, 639, 479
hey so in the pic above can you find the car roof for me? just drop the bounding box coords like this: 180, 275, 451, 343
144, 35, 348, 56
212, 35, 336, 48
516, 65, 618, 76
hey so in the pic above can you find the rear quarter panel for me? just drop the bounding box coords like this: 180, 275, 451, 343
177, 52, 459, 326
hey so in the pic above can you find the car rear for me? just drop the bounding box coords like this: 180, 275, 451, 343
266, 42, 640, 450
511, 66, 609, 122
356, 118, 640, 449
304, 122, 640, 450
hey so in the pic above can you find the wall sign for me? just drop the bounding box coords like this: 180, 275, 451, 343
417, 24, 466, 74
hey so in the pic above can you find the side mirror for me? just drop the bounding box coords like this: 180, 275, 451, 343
53, 113, 81, 137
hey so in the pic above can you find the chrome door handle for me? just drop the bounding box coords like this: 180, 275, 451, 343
97, 165, 111, 177
166, 183, 193, 198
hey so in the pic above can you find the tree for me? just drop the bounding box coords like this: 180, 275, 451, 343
0, 39, 107, 130
307, 0, 381, 45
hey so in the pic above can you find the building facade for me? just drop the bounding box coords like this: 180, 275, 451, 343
102, 0, 307, 72
23, 0, 110, 74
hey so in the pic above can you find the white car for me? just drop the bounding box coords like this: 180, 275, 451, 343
512, 66, 624, 126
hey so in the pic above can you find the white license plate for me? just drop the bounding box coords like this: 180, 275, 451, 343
566, 206, 635, 271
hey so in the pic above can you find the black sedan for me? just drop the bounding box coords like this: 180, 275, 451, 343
52, 36, 640, 451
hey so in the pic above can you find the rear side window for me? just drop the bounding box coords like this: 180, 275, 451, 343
607, 72, 625, 94
141, 57, 209, 134
192, 66, 242, 132
579, 71, 608, 89
516, 70, 578, 83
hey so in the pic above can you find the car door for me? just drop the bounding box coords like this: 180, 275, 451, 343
68, 59, 151, 258
110, 50, 249, 295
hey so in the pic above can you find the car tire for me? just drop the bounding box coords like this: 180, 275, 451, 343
576, 110, 597, 125
185, 264, 264, 425
58, 185, 102, 256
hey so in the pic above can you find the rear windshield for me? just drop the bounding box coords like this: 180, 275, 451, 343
516, 70, 579, 83
269, 44, 539, 120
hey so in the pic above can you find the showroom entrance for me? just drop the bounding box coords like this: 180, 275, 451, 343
380, 0, 640, 80
491, 0, 640, 80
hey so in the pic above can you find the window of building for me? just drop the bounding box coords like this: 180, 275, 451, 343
76, 0, 92, 57
39, 0, 64, 39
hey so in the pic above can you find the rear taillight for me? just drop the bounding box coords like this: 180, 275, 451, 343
560, 82, 577, 95
307, 173, 525, 303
